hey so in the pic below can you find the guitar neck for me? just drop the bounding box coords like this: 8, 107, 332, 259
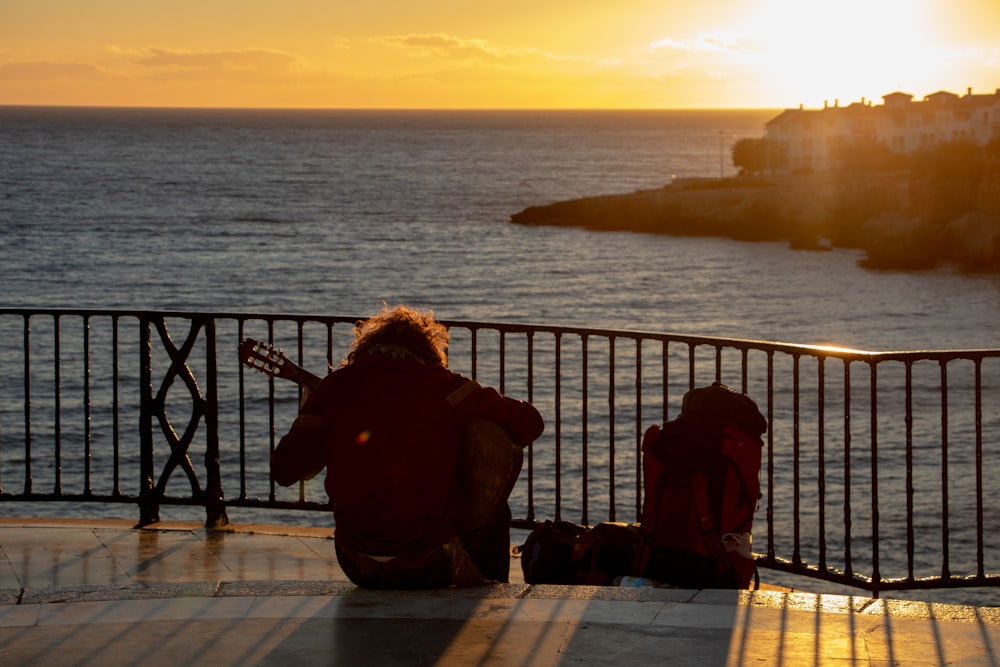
289, 364, 323, 389
239, 338, 325, 389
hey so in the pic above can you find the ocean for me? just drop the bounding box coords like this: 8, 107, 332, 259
2, 106, 1000, 604
4, 106, 1000, 350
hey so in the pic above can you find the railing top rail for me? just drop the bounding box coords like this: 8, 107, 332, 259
4, 307, 999, 363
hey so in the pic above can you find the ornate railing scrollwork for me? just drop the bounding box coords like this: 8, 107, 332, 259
138, 315, 228, 528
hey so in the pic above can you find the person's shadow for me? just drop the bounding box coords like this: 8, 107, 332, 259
256, 584, 573, 664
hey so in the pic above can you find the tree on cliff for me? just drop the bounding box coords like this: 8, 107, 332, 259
731, 138, 786, 176
909, 140, 984, 224
829, 137, 904, 173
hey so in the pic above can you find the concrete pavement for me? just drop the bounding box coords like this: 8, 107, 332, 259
1, 518, 999, 665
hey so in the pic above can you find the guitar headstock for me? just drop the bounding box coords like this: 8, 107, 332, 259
238, 338, 295, 382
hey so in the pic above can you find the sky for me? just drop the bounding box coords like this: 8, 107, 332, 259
2, 0, 999, 110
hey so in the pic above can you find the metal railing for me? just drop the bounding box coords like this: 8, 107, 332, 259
1, 307, 999, 597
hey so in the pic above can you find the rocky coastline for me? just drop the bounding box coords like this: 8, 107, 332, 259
510, 171, 1000, 272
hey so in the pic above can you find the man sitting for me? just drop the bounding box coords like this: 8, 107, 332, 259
271, 305, 544, 588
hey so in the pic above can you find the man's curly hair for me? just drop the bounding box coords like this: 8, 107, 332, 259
347, 304, 449, 367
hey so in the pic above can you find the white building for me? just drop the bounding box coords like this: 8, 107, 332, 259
765, 88, 1000, 172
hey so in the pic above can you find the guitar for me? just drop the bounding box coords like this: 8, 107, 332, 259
238, 338, 323, 389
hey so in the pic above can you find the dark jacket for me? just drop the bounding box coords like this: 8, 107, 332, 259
271, 351, 544, 557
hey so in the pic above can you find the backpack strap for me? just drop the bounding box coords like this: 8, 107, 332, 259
446, 379, 481, 407
631, 425, 665, 576
692, 472, 745, 587
691, 472, 715, 534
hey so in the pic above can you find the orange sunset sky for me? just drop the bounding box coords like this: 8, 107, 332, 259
2, 0, 999, 110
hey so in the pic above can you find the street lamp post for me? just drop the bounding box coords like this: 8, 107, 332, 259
719, 130, 724, 178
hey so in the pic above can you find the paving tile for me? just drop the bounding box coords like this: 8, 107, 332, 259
403, 617, 572, 666
727, 627, 867, 666
560, 622, 735, 663
34, 596, 257, 625
651, 600, 748, 630
95, 527, 234, 583
524, 582, 696, 603
0, 526, 130, 588
0, 544, 22, 589
859, 615, 1000, 664
20, 581, 220, 604
0, 602, 39, 628
219, 579, 355, 598
255, 616, 572, 667
0, 617, 302, 667
199, 531, 345, 581
246, 594, 341, 619
330, 591, 503, 621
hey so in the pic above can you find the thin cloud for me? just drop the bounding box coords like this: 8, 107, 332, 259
135, 47, 308, 74
0, 61, 112, 81
379, 33, 618, 67
382, 33, 502, 60
650, 31, 747, 55
376, 33, 622, 75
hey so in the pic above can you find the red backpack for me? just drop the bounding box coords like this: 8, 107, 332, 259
633, 383, 767, 589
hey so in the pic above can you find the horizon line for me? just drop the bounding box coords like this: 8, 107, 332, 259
0, 103, 785, 113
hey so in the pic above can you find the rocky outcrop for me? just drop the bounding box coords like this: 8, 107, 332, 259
857, 211, 1000, 271
510, 178, 790, 240
510, 172, 1000, 272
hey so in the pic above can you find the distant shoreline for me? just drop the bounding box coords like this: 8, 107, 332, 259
510, 172, 1000, 272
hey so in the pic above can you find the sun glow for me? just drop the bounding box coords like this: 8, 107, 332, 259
744, 0, 947, 105
1, 0, 998, 108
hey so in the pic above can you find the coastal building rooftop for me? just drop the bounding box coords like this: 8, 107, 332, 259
765, 86, 1000, 172
1, 518, 998, 666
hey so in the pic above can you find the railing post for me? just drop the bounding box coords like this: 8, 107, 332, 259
137, 317, 159, 527
905, 361, 915, 581
525, 330, 535, 523
202, 319, 229, 529
817, 356, 827, 571
21, 315, 32, 495
843, 360, 853, 580
554, 331, 563, 521
792, 354, 801, 567
607, 335, 615, 523
869, 361, 880, 597
83, 315, 92, 496
581, 334, 590, 525
940, 360, 951, 581
53, 315, 62, 495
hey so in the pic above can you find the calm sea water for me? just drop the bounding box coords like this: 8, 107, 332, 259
4, 106, 1000, 350
3, 107, 1000, 604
